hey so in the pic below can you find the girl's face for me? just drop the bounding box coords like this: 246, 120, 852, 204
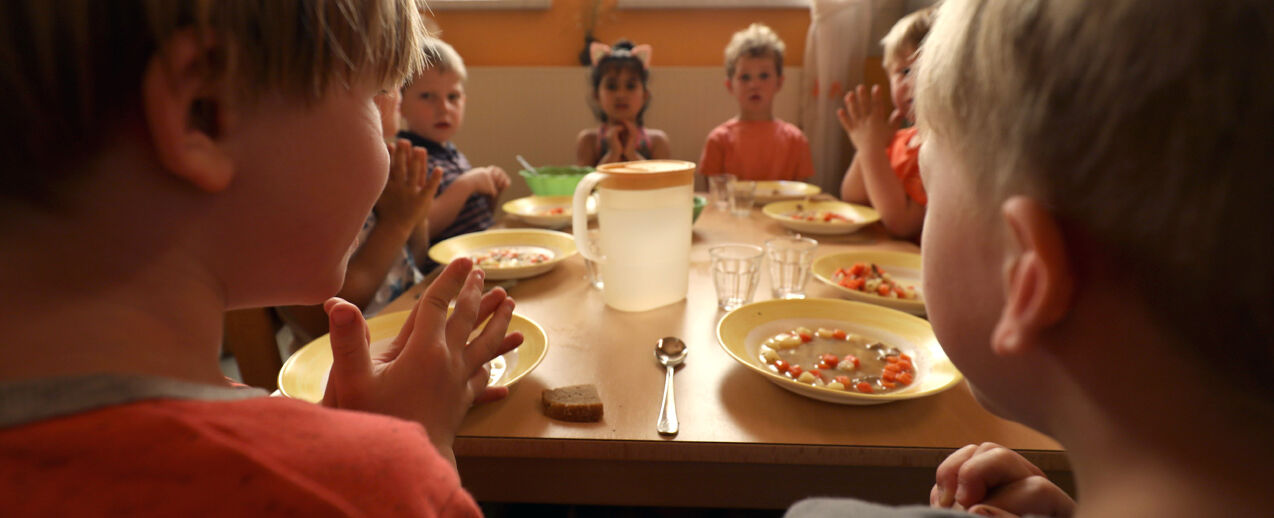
888, 47, 918, 123
596, 67, 647, 123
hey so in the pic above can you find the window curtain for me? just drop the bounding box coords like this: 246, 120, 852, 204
800, 0, 872, 196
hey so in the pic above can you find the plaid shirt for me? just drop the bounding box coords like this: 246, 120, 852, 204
397, 131, 494, 269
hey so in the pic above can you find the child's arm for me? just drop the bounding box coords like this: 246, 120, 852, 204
285, 142, 438, 339
838, 85, 925, 238
840, 155, 868, 203
427, 166, 508, 238
699, 129, 725, 176
576, 129, 600, 166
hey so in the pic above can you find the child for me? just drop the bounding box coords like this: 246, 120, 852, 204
0, 1, 523, 514
397, 39, 510, 250
837, 8, 934, 239
576, 40, 671, 166
789, 0, 1274, 516
699, 23, 814, 181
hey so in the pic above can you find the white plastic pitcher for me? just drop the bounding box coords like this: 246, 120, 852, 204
573, 160, 695, 312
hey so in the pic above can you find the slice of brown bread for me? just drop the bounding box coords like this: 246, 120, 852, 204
542, 384, 603, 422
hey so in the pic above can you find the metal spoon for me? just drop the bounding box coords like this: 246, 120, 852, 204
654, 337, 688, 435
515, 154, 536, 173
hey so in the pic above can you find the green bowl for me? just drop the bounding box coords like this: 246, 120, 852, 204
693, 195, 706, 223
518, 166, 594, 196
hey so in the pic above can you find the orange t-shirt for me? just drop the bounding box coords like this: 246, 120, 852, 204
699, 118, 814, 181
888, 127, 927, 206
0, 378, 479, 517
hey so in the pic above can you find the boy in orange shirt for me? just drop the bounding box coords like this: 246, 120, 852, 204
790, 0, 1274, 516
0, 1, 521, 515
699, 23, 814, 182
838, 8, 933, 239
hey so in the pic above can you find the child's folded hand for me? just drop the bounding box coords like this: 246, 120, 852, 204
461, 166, 510, 199
320, 258, 524, 467
837, 84, 897, 153
931, 442, 1075, 518
376, 139, 441, 230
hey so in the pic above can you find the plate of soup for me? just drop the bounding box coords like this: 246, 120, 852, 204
502, 195, 597, 229
717, 298, 960, 405
762, 200, 880, 235
428, 229, 576, 280
812, 250, 925, 315
753, 181, 822, 204
278, 309, 548, 403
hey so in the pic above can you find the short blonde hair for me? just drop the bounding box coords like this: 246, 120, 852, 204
916, 0, 1274, 396
418, 38, 468, 82
881, 7, 934, 69
724, 23, 786, 78
1, 0, 427, 204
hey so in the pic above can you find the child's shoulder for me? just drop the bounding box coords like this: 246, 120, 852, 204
577, 127, 601, 143
644, 127, 669, 143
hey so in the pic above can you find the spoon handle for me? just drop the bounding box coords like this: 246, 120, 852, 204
657, 365, 678, 435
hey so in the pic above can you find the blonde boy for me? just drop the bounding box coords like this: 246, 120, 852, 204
699, 23, 814, 181
791, 0, 1274, 516
837, 8, 933, 239
398, 39, 510, 252
0, 1, 520, 514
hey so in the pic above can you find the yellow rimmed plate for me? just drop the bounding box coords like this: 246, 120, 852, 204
753, 181, 822, 204
278, 310, 548, 403
502, 195, 597, 229
428, 229, 576, 280
717, 298, 960, 405
762, 200, 880, 235
812, 250, 925, 316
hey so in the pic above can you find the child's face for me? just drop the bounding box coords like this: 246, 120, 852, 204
596, 68, 647, 123
887, 49, 918, 123
227, 81, 389, 304
400, 69, 466, 143
917, 134, 1022, 418
727, 55, 784, 115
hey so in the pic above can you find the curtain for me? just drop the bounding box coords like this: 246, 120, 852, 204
800, 0, 872, 197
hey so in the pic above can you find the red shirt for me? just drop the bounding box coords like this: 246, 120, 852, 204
0, 393, 479, 517
699, 118, 814, 181
888, 127, 927, 206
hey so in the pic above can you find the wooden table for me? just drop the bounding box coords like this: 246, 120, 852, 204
384, 203, 1069, 509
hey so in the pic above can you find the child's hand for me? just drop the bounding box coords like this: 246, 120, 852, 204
321, 258, 523, 467
619, 120, 643, 159
837, 84, 898, 153
931, 442, 1075, 517
376, 139, 441, 231
604, 124, 627, 159
460, 166, 510, 199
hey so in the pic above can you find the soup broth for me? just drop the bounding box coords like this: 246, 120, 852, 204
758, 326, 915, 394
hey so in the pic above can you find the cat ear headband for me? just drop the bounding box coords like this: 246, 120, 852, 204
590, 42, 653, 69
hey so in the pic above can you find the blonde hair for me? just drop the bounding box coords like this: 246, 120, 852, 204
724, 23, 786, 78
881, 7, 935, 69
418, 37, 468, 82
916, 0, 1274, 396
1, 0, 427, 203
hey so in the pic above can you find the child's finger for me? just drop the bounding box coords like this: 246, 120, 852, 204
836, 108, 852, 132
934, 443, 980, 507
969, 476, 1073, 518
443, 268, 486, 350
467, 332, 524, 400
321, 298, 373, 408
473, 385, 510, 405
465, 298, 521, 370
846, 90, 862, 122
954, 445, 1045, 508
870, 85, 887, 113
425, 165, 443, 198
402, 258, 474, 363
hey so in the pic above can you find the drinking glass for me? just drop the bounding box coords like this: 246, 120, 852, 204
731, 181, 757, 217
583, 229, 603, 290
708, 174, 737, 211
765, 236, 818, 299
710, 244, 763, 311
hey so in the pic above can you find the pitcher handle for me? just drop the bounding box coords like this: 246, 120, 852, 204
572, 171, 606, 263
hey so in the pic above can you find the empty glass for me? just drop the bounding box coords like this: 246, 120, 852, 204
583, 229, 603, 290
710, 244, 763, 311
765, 236, 818, 299
731, 181, 757, 217
708, 173, 737, 211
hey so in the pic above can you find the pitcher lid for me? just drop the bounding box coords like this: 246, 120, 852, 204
596, 160, 695, 191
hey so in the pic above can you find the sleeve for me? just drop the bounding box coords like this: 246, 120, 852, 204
698, 127, 725, 176
785, 498, 976, 518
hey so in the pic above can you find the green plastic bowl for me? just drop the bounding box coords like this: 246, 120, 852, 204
693, 195, 706, 223
518, 166, 594, 196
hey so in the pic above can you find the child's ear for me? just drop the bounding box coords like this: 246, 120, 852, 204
141, 29, 234, 193
724, 78, 733, 93
991, 196, 1075, 357
776, 73, 785, 91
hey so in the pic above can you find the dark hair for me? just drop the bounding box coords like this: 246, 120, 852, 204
588, 40, 650, 125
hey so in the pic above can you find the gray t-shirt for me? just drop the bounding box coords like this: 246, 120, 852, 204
786, 498, 977, 518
